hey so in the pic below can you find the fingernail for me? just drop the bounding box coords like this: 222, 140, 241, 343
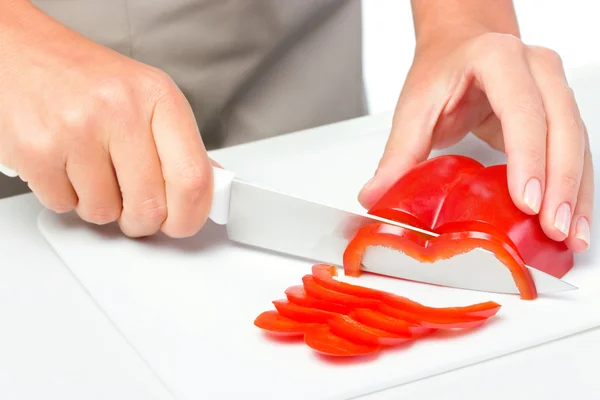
554, 203, 572, 236
575, 217, 590, 247
523, 178, 542, 214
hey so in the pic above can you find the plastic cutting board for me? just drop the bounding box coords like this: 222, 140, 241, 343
37, 66, 600, 400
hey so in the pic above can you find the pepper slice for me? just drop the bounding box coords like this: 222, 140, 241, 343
342, 223, 537, 300
272, 299, 337, 324
311, 264, 501, 318
303, 325, 380, 356
284, 285, 352, 314
304, 273, 490, 328
253, 310, 318, 336
349, 308, 436, 336
377, 304, 487, 329
327, 314, 412, 346
302, 275, 379, 308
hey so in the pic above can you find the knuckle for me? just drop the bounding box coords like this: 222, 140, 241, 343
93, 78, 135, 112
510, 147, 545, 169
20, 135, 58, 164
516, 94, 547, 123
560, 173, 581, 194
60, 105, 93, 133
530, 46, 564, 69
477, 32, 524, 59
526, 148, 545, 166
176, 162, 211, 199
128, 195, 167, 224
141, 67, 178, 101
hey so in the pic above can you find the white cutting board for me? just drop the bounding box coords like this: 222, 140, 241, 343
38, 65, 600, 400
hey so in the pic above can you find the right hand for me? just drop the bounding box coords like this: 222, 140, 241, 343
0, 2, 215, 238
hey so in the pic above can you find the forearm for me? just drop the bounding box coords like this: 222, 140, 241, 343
1, 0, 35, 27
410, 0, 520, 46
1, 0, 50, 45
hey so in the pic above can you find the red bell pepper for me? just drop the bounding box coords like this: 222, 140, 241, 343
303, 273, 490, 328
343, 224, 537, 300
255, 263, 501, 357
253, 310, 318, 336
347, 155, 574, 300
272, 299, 337, 324
303, 325, 380, 356
284, 285, 352, 314
301, 275, 380, 308
349, 308, 436, 336
376, 303, 487, 329
327, 315, 412, 346
311, 264, 501, 318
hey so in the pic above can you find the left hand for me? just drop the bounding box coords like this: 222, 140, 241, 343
358, 32, 593, 253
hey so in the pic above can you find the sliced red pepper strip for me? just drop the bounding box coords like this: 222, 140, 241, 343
272, 300, 415, 346
377, 303, 487, 329
302, 275, 379, 308
253, 310, 318, 336
284, 285, 352, 314
327, 314, 412, 346
311, 264, 501, 318
303, 325, 380, 356
384, 293, 500, 319
304, 273, 489, 328
349, 308, 436, 336
272, 299, 338, 324
342, 223, 537, 300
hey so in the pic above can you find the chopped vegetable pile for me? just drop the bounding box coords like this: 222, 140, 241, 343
254, 264, 501, 357
254, 154, 574, 355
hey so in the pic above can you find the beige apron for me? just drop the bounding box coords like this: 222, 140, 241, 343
1, 0, 366, 197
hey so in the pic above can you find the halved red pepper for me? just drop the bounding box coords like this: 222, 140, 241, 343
304, 325, 380, 356
361, 155, 573, 300
253, 310, 318, 336
311, 264, 501, 318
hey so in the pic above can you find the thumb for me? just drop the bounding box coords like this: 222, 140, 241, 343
358, 84, 446, 209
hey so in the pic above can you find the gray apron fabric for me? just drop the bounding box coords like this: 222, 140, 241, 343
1, 0, 366, 197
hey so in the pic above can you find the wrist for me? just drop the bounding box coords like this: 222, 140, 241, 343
411, 0, 520, 51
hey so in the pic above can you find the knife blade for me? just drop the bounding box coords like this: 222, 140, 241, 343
0, 164, 18, 178
208, 167, 575, 295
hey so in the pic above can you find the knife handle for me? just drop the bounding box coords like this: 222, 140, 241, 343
0, 163, 18, 178
208, 166, 235, 225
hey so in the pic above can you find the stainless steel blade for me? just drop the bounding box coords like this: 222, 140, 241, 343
225, 178, 576, 294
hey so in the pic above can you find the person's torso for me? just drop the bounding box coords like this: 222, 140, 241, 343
31, 0, 366, 149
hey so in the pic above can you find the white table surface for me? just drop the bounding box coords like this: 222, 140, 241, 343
3, 66, 600, 399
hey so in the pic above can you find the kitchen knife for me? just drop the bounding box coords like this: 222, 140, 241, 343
0, 163, 576, 294
0, 164, 18, 178
208, 167, 576, 295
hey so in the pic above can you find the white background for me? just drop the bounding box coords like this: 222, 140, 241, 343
362, 0, 600, 114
